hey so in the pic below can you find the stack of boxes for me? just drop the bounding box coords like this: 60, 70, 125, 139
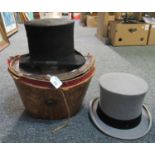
80, 13, 98, 27
96, 12, 155, 46
86, 15, 98, 27
96, 13, 115, 40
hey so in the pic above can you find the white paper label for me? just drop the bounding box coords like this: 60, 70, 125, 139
144, 25, 149, 31
49, 76, 62, 89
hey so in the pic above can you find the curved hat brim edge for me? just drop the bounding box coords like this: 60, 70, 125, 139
89, 97, 152, 140
19, 50, 86, 67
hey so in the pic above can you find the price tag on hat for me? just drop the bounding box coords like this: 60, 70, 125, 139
49, 76, 63, 89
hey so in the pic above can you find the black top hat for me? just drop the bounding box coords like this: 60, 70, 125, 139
19, 18, 86, 72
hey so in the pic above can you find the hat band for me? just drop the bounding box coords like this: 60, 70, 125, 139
97, 105, 142, 129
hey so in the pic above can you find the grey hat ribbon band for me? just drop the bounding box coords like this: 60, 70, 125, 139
97, 105, 142, 129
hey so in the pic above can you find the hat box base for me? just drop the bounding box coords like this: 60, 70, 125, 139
13, 78, 91, 120
8, 55, 95, 120
89, 97, 152, 140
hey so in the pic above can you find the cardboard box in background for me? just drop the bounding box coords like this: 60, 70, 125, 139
149, 12, 155, 18
109, 21, 150, 46
39, 12, 62, 19
96, 13, 115, 40
115, 12, 125, 20
80, 13, 87, 26
148, 24, 155, 45
86, 15, 97, 27
133, 12, 145, 21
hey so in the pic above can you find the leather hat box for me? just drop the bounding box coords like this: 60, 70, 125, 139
8, 54, 95, 120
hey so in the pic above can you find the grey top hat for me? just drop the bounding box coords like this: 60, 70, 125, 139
89, 72, 152, 140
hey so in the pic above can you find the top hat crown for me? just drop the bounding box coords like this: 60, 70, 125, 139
19, 18, 86, 72
98, 73, 149, 121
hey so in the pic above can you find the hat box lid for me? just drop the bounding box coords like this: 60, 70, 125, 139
8, 54, 95, 88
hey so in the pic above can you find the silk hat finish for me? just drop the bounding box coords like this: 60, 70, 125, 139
19, 18, 85, 72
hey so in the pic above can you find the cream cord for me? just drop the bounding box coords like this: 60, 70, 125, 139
51, 88, 71, 134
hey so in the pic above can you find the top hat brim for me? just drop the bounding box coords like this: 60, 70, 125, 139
89, 97, 152, 140
19, 50, 86, 73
